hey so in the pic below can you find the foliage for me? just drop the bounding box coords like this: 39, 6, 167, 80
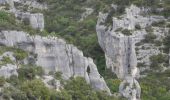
50, 90, 72, 100
64, 77, 98, 100
143, 32, 157, 43
0, 1, 169, 100
0, 46, 14, 55
152, 20, 166, 27
0, 76, 5, 86
6, 75, 20, 87
163, 29, 170, 53
64, 77, 122, 100
37, 0, 47, 3
0, 56, 13, 66
0, 11, 19, 30
11, 90, 27, 100
121, 29, 132, 36
106, 79, 121, 93
145, 26, 153, 33
139, 70, 170, 100
135, 24, 141, 30
0, 46, 28, 62
150, 53, 168, 70
20, 79, 51, 100
18, 65, 44, 80
13, 49, 28, 61
55, 71, 62, 80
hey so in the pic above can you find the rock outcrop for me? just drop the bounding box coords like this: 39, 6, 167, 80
80, 8, 94, 21
96, 5, 142, 100
17, 0, 47, 10
0, 64, 18, 78
15, 11, 44, 31
96, 4, 169, 100
0, 30, 111, 94
0, 0, 45, 31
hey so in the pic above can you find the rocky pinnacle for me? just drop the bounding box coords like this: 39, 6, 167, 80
96, 5, 142, 100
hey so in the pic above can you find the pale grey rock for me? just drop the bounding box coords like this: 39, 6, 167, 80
18, 0, 47, 10
97, 23, 139, 79
0, 30, 111, 93
0, 0, 6, 4
96, 4, 169, 100
88, 58, 110, 91
42, 75, 61, 91
80, 8, 94, 21
29, 13, 44, 31
96, 4, 168, 75
0, 52, 17, 78
0, 0, 19, 10
96, 5, 142, 100
15, 11, 44, 31
0, 52, 16, 62
1, 0, 45, 31
0, 64, 18, 78
119, 76, 141, 100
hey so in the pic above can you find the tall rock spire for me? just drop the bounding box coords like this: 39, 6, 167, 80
96, 5, 141, 100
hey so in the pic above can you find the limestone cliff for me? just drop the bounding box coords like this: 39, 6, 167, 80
0, 30, 111, 93
96, 4, 169, 100
0, 0, 45, 31
96, 5, 142, 100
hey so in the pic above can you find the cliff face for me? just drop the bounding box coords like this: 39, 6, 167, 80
96, 28, 138, 79
96, 5, 142, 100
96, 4, 169, 100
0, 31, 111, 93
0, 0, 112, 94
0, 0, 45, 31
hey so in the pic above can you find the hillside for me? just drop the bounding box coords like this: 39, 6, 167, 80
0, 0, 170, 100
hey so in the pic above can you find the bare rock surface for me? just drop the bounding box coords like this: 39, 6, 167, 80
0, 30, 111, 93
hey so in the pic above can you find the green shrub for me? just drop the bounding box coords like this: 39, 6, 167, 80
55, 71, 62, 80
6, 75, 20, 86
140, 71, 170, 100
121, 29, 132, 36
11, 91, 27, 100
0, 11, 19, 30
64, 77, 99, 100
152, 20, 166, 27
150, 53, 167, 69
106, 79, 121, 93
13, 49, 28, 61
18, 65, 44, 80
21, 79, 51, 100
37, 0, 47, 3
143, 32, 156, 43
135, 24, 141, 30
0, 56, 13, 66
163, 30, 170, 53
50, 90, 71, 100
145, 26, 153, 32
0, 76, 5, 86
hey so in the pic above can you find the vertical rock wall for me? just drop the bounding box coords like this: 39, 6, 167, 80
0, 31, 111, 94
96, 5, 141, 100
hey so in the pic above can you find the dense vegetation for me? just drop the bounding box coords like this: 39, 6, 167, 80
2, 70, 125, 100
139, 70, 170, 100
0, 0, 170, 100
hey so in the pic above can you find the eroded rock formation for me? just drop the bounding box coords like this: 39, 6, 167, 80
96, 4, 169, 100
0, 0, 45, 31
96, 5, 142, 100
0, 30, 111, 93
15, 11, 44, 31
